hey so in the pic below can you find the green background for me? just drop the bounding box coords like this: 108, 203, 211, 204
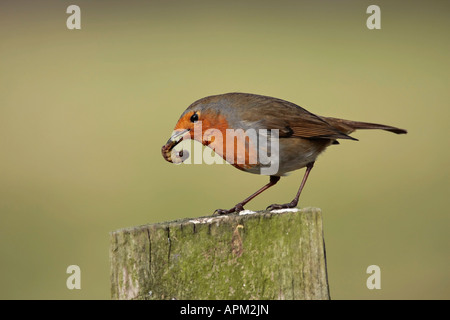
0, 0, 449, 299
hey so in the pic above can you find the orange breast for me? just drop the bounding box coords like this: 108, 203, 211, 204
174, 112, 259, 169
202, 115, 259, 169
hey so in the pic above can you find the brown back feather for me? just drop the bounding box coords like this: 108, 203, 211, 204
324, 117, 408, 135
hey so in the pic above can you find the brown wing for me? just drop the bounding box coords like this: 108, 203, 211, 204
233, 94, 357, 140
278, 114, 357, 140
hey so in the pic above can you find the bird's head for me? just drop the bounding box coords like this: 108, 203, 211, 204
161, 97, 229, 163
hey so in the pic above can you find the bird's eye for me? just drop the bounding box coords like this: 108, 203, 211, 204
190, 113, 199, 123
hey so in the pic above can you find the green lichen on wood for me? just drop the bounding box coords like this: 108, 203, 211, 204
110, 207, 329, 300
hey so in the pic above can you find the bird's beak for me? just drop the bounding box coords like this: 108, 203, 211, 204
161, 129, 191, 163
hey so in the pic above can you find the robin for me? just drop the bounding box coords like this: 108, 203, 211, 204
161, 93, 407, 214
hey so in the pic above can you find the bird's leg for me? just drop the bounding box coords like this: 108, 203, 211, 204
266, 162, 315, 211
214, 175, 281, 215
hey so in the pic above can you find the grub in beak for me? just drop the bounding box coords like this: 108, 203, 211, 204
161, 129, 190, 163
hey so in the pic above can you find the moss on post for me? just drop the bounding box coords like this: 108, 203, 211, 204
110, 207, 330, 300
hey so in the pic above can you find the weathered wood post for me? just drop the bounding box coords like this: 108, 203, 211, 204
109, 207, 330, 300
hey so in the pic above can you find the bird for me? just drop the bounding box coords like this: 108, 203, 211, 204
161, 92, 407, 214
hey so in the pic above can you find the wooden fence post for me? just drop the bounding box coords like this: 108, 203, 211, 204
109, 207, 330, 300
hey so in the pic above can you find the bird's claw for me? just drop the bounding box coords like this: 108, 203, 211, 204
266, 201, 297, 211
214, 204, 244, 215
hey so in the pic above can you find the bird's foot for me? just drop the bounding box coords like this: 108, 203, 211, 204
266, 200, 298, 211
214, 203, 244, 215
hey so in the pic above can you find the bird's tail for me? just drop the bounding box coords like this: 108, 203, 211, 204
325, 117, 408, 135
